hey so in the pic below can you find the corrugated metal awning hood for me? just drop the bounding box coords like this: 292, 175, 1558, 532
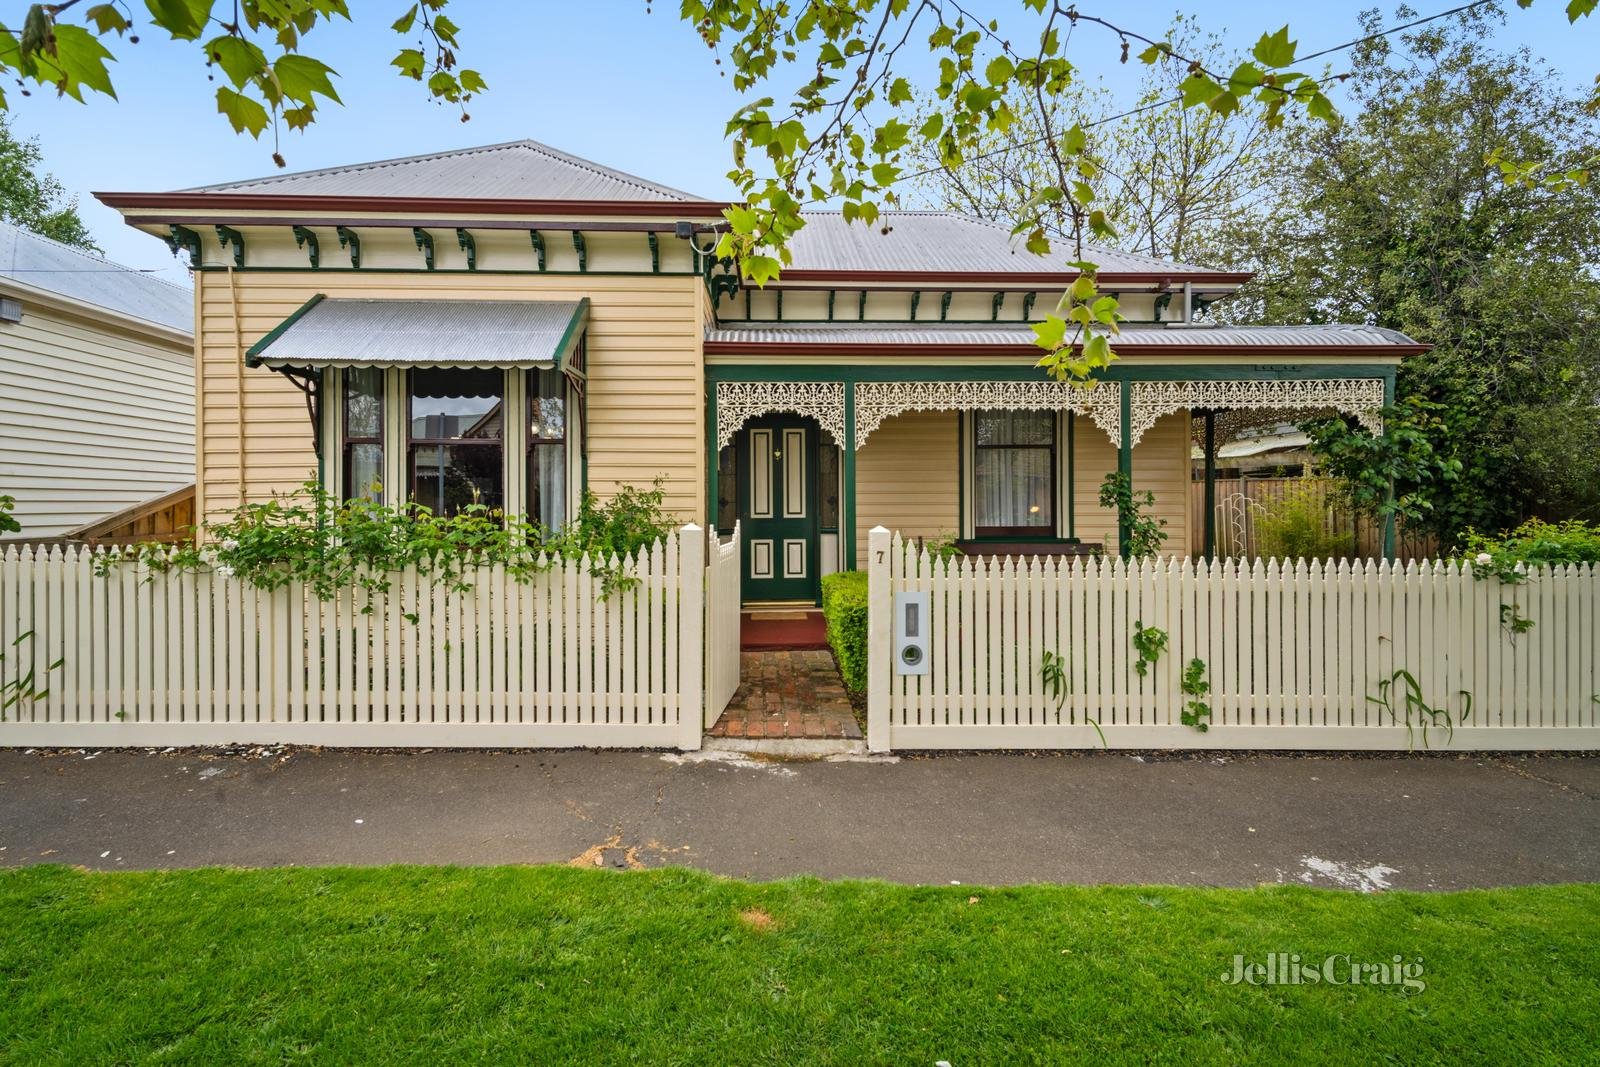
247, 296, 589, 369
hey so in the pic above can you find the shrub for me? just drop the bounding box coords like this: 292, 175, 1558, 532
821, 571, 869, 693
1252, 480, 1355, 560
1459, 518, 1600, 582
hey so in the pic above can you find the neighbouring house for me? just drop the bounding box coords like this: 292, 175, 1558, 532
0, 222, 195, 543
95, 139, 1424, 604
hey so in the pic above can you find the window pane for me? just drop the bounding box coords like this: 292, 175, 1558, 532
817, 442, 839, 529
527, 442, 566, 529
528, 368, 566, 441
344, 366, 383, 439
975, 409, 1053, 446
716, 446, 737, 532
975, 447, 1053, 529
411, 443, 504, 515
409, 367, 504, 441
345, 443, 383, 503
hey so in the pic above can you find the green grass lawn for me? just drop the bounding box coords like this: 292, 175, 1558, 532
2, 866, 1595, 1064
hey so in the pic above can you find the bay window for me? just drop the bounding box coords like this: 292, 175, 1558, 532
972, 409, 1055, 538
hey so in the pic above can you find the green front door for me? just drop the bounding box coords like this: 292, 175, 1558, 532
738, 415, 818, 602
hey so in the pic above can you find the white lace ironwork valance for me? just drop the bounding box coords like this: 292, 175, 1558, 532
852, 380, 1121, 450
715, 381, 846, 450
1129, 379, 1385, 447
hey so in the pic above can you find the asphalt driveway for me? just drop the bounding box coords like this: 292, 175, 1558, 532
1, 747, 1596, 889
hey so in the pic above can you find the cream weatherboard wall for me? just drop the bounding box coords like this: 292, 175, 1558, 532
193, 270, 706, 523
0, 298, 193, 537
852, 408, 1193, 567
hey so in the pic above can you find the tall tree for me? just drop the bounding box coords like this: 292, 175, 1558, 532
905, 15, 1302, 270
0, 114, 97, 250
1242, 6, 1600, 536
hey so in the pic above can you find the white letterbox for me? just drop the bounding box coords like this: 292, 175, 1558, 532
893, 591, 931, 675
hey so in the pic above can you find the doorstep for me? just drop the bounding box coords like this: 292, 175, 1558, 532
740, 610, 828, 652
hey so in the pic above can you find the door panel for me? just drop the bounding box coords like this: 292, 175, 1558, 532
738, 416, 818, 602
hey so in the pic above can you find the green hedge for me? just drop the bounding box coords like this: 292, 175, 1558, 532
821, 571, 868, 693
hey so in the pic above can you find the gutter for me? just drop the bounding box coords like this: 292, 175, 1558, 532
702, 340, 1433, 358
95, 192, 732, 218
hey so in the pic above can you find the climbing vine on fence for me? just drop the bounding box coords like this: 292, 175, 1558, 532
1131, 621, 1168, 677
0, 631, 59, 721
96, 479, 677, 604
1367, 669, 1473, 751
1179, 659, 1212, 732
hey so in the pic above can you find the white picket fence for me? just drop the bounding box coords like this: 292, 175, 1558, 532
704, 524, 743, 727
0, 524, 739, 749
867, 527, 1600, 751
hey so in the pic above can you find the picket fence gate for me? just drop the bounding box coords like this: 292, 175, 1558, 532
0, 524, 741, 749
866, 527, 1600, 751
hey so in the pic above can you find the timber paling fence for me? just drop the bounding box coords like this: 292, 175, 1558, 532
867, 528, 1600, 751
0, 525, 741, 749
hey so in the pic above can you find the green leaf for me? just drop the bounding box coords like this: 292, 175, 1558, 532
216, 85, 269, 137
1252, 25, 1297, 68
1031, 314, 1067, 351
918, 112, 944, 139
392, 4, 419, 33
85, 4, 132, 35
391, 48, 425, 80
143, 0, 214, 41
985, 55, 1015, 86
1179, 71, 1220, 108
205, 35, 268, 89
47, 25, 118, 101
1138, 43, 1169, 64
1061, 123, 1086, 155
888, 77, 912, 105
742, 254, 782, 286
273, 53, 342, 106
459, 69, 487, 94
1069, 274, 1097, 302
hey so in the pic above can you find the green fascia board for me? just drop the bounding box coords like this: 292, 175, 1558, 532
244, 293, 326, 366
193, 266, 699, 278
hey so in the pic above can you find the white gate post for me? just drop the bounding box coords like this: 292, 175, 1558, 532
677, 523, 706, 751
867, 525, 892, 752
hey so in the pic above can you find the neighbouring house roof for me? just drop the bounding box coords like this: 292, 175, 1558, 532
180, 139, 711, 202
247, 296, 589, 370
0, 222, 192, 334
776, 212, 1241, 281
703, 321, 1426, 355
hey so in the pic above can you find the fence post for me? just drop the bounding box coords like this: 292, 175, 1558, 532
677, 523, 705, 751
867, 525, 892, 752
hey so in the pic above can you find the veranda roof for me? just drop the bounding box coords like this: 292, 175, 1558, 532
246, 296, 589, 370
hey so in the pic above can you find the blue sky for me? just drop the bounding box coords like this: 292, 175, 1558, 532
8, 1, 1595, 283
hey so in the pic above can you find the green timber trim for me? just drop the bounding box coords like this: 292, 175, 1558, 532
412, 228, 434, 270
244, 293, 326, 367
1023, 291, 1038, 319
553, 297, 592, 376
1066, 412, 1076, 539
1202, 409, 1217, 558
826, 290, 836, 321
530, 230, 547, 271
991, 292, 1006, 321
165, 225, 201, 266
336, 226, 361, 268
1382, 370, 1398, 558
704, 363, 1398, 384
909, 291, 921, 320
192, 265, 700, 278
215, 225, 244, 268
647, 231, 659, 273
705, 386, 719, 530
572, 231, 587, 272
842, 383, 857, 566
939, 291, 953, 321
456, 228, 477, 271
292, 226, 320, 269
1117, 381, 1133, 556
858, 290, 868, 320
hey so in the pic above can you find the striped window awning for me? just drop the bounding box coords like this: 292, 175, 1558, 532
246, 295, 589, 371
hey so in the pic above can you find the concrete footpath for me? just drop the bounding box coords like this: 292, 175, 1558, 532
1, 747, 1596, 889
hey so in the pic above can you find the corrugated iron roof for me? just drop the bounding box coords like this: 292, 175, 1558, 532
183, 139, 709, 202
0, 222, 192, 333
705, 322, 1420, 348
249, 296, 589, 369
779, 212, 1227, 276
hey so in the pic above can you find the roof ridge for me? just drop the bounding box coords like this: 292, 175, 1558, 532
183, 138, 707, 200
0, 220, 192, 296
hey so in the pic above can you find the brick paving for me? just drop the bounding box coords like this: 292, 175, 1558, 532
708, 650, 862, 740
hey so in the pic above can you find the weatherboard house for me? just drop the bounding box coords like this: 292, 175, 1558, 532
97, 140, 1421, 607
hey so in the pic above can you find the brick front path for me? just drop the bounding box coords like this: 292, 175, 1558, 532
707, 650, 862, 740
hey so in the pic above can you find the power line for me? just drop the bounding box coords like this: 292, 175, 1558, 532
901, 0, 1497, 184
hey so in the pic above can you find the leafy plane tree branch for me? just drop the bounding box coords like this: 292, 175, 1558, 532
0, 1, 484, 167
